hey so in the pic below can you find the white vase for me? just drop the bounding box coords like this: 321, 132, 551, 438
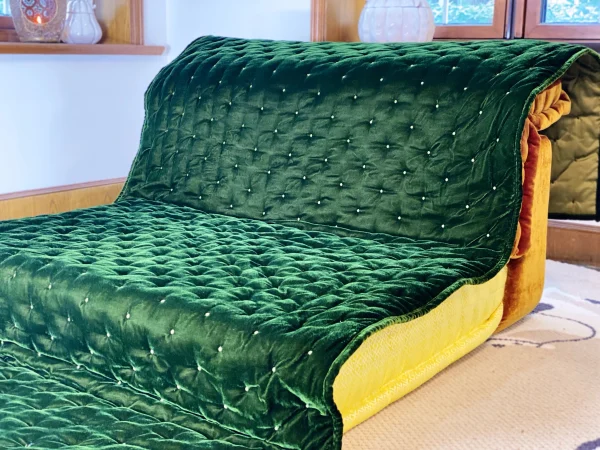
62, 0, 102, 44
358, 0, 436, 43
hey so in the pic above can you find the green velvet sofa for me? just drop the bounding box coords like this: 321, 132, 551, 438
1, 37, 599, 450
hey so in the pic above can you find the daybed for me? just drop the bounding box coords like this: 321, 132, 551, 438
1, 37, 599, 449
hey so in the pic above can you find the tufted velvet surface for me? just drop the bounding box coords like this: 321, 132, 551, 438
0, 343, 277, 449
123, 37, 598, 236
0, 343, 278, 450
1, 37, 598, 449
0, 200, 499, 449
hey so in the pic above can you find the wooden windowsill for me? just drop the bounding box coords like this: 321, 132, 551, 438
0, 42, 165, 55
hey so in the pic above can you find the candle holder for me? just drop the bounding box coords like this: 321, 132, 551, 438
10, 0, 68, 43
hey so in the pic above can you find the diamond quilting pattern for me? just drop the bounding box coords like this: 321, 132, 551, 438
0, 199, 497, 449
1, 37, 598, 450
0, 344, 277, 450
123, 37, 591, 253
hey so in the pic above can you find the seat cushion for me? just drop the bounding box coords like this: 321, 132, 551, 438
334, 267, 506, 432
0, 342, 278, 450
2, 37, 600, 450
0, 199, 503, 449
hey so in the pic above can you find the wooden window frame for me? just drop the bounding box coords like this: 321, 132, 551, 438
435, 0, 509, 39
312, 0, 600, 42
0, 16, 13, 29
311, 0, 511, 42
0, 14, 17, 42
523, 0, 600, 39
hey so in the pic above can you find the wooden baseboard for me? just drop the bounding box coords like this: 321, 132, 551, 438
2, 181, 598, 268
547, 220, 600, 268
0, 178, 125, 221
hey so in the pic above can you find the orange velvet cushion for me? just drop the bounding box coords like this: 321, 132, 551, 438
499, 81, 571, 331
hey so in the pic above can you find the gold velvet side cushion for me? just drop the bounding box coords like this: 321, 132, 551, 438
333, 83, 571, 432
500, 80, 571, 331
334, 267, 507, 432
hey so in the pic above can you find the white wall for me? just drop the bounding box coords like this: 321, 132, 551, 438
0, 3, 168, 195
166, 0, 311, 60
0, 0, 312, 195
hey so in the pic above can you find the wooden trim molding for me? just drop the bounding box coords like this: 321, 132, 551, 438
0, 16, 14, 29
1, 14, 19, 42
547, 220, 600, 268
311, 0, 365, 42
2, 179, 598, 268
310, 0, 326, 42
0, 28, 18, 42
95, 0, 142, 45
129, 0, 144, 45
511, 0, 527, 38
0, 42, 164, 55
0, 178, 126, 201
0, 178, 124, 221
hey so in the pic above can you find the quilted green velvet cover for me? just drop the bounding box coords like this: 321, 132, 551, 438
0, 37, 598, 449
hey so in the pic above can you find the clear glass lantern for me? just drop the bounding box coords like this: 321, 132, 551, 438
359, 0, 436, 43
10, 0, 68, 43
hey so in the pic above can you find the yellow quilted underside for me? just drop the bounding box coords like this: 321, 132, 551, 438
334, 267, 507, 432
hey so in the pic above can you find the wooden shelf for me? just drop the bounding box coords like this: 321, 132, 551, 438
0, 1, 163, 54
0, 42, 164, 55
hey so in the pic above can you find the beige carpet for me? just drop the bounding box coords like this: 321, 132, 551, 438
344, 261, 600, 450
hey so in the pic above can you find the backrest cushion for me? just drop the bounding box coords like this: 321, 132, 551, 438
119, 36, 590, 251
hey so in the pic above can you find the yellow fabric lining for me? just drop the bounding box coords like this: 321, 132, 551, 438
334, 267, 507, 432
500, 81, 571, 331
332, 83, 565, 433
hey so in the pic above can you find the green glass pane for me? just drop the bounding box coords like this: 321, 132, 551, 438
543, 0, 600, 24
432, 0, 495, 25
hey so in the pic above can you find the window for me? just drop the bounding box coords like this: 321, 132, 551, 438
311, 0, 600, 43
544, 0, 600, 24
432, 0, 600, 40
432, 0, 509, 39
0, 0, 15, 42
432, 0, 495, 25
524, 0, 600, 38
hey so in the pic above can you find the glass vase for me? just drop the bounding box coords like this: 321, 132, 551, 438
10, 0, 68, 43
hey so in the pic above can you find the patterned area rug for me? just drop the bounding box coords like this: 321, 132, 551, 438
344, 260, 600, 450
